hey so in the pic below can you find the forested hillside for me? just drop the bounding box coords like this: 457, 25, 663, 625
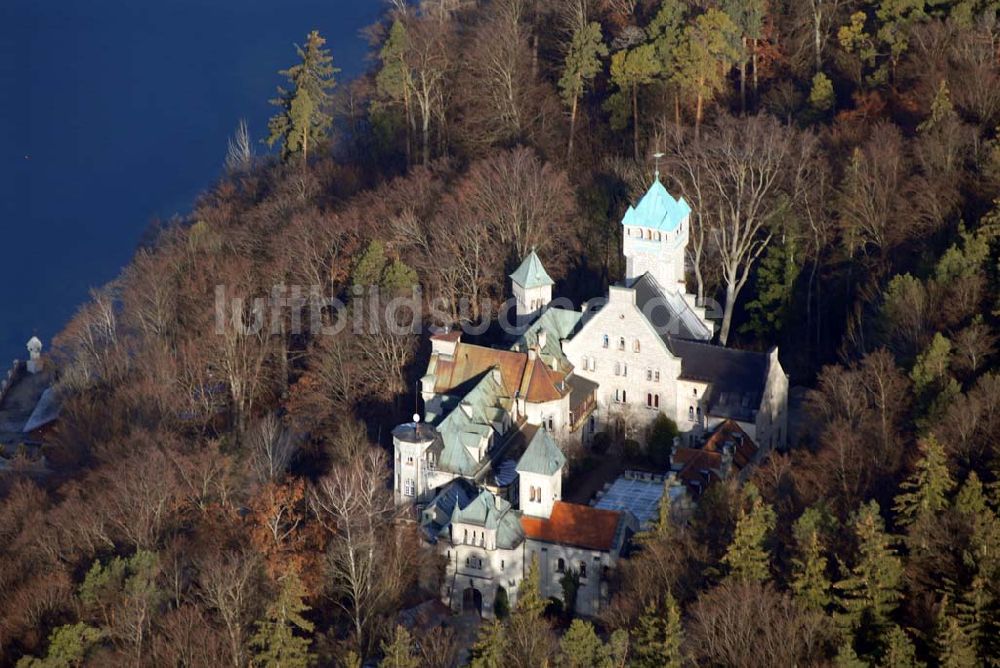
3, 0, 1000, 666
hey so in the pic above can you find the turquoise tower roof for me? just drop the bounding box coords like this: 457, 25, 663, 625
510, 249, 554, 289
516, 428, 566, 477
620, 177, 691, 232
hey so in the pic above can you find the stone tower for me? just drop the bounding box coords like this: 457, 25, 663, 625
516, 428, 565, 519
26, 336, 42, 374
621, 175, 691, 292
510, 249, 553, 323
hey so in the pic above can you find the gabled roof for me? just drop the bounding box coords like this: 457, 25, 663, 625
521, 501, 623, 551
510, 249, 554, 289
516, 428, 565, 477
435, 372, 509, 476
432, 342, 526, 399
632, 273, 712, 342
703, 419, 758, 469
520, 354, 568, 404
667, 338, 770, 422
620, 177, 691, 232
452, 488, 525, 549
512, 307, 583, 369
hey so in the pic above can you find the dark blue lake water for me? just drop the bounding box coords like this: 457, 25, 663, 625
1, 0, 382, 365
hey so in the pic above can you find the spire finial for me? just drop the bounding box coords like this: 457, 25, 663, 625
652, 152, 665, 181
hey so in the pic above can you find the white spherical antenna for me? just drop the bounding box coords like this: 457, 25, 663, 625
413, 413, 421, 424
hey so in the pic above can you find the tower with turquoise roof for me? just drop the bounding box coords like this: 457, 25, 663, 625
621, 171, 692, 293
509, 247, 554, 323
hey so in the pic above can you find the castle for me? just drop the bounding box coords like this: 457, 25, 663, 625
393, 175, 789, 618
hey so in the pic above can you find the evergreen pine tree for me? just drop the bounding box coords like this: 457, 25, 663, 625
721, 484, 775, 583
833, 640, 868, 668
250, 572, 315, 668
935, 599, 978, 668
605, 43, 660, 159
894, 435, 954, 527
605, 629, 629, 668
791, 506, 833, 611
878, 625, 922, 668
835, 501, 903, 634
469, 621, 506, 668
507, 557, 552, 667
267, 31, 339, 164
15, 623, 103, 668
631, 593, 683, 668
559, 21, 607, 160
558, 619, 605, 668
378, 626, 419, 668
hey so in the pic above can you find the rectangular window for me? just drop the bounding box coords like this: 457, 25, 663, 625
404, 479, 415, 497
646, 369, 652, 381
654, 370, 660, 382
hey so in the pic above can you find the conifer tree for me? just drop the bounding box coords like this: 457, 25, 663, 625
16, 623, 103, 668
268, 30, 339, 164
250, 572, 315, 668
835, 501, 903, 635
672, 8, 741, 137
373, 20, 413, 163
507, 557, 552, 668
833, 640, 867, 668
378, 626, 419, 668
935, 600, 977, 668
791, 506, 833, 611
559, 21, 607, 160
632, 594, 683, 668
606, 44, 660, 159
894, 435, 954, 528
647, 0, 688, 125
558, 619, 605, 668
722, 484, 775, 583
469, 620, 506, 668
879, 625, 922, 668
605, 629, 629, 668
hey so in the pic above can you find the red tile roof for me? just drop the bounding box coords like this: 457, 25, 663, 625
433, 342, 528, 398
521, 501, 622, 551
520, 354, 568, 404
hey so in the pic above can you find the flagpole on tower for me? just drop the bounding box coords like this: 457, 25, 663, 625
653, 151, 665, 181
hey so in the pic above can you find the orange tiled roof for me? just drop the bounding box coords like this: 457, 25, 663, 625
433, 342, 528, 398
521, 501, 622, 551
520, 354, 568, 404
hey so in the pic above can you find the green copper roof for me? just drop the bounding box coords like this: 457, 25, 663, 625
435, 371, 509, 476
510, 249, 554, 289
516, 428, 566, 477
511, 307, 583, 370
451, 488, 525, 549
621, 177, 691, 232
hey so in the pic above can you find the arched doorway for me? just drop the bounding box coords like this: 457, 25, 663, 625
462, 586, 483, 615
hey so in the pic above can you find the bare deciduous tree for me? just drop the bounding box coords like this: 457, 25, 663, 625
311, 449, 406, 657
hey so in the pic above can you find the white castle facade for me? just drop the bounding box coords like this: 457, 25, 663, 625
392, 176, 789, 618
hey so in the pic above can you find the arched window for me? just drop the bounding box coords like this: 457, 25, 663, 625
633, 339, 641, 352
618, 337, 626, 351
463, 528, 468, 543
602, 334, 609, 349
654, 394, 659, 408
622, 390, 627, 403
646, 393, 653, 407
693, 388, 698, 396
622, 363, 628, 377
688, 406, 695, 421
557, 558, 566, 573
614, 362, 621, 376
